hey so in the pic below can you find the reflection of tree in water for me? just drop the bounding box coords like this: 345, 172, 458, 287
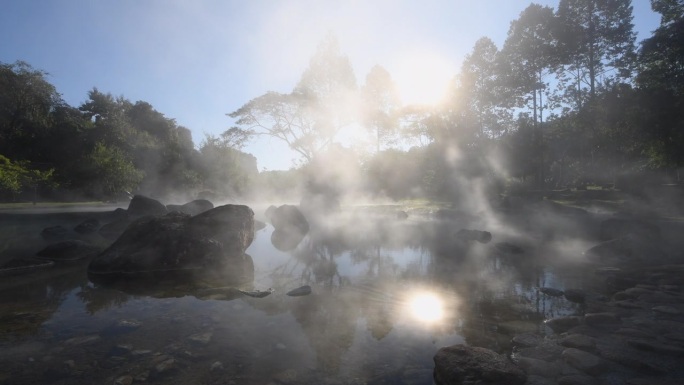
76, 285, 131, 314
0, 264, 88, 337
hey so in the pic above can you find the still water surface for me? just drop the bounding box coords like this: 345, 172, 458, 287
0, 210, 593, 384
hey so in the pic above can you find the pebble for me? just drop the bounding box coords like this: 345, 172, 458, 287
210, 361, 224, 372
561, 348, 605, 375
188, 332, 213, 345
154, 358, 176, 374
559, 334, 596, 351
545, 316, 581, 334
114, 375, 133, 385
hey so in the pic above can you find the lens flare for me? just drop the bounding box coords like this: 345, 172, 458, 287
408, 292, 444, 323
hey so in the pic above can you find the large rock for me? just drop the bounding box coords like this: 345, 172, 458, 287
433, 345, 526, 385
599, 217, 660, 241
88, 205, 255, 284
127, 195, 168, 218
166, 199, 214, 216
269, 205, 309, 252
584, 235, 670, 266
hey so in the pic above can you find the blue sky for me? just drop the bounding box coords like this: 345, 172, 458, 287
1, 1, 660, 171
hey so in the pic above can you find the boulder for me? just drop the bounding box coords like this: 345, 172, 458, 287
545, 316, 581, 333
88, 205, 255, 284
35, 240, 102, 262
74, 218, 100, 234
584, 235, 670, 266
269, 205, 310, 251
599, 217, 660, 241
127, 195, 168, 218
40, 225, 69, 240
433, 345, 526, 385
98, 218, 133, 240
455, 229, 492, 244
167, 199, 214, 216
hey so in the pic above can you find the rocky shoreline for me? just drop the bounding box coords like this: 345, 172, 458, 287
435, 263, 684, 385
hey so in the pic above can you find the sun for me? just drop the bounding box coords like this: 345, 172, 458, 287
392, 52, 454, 106
407, 292, 444, 323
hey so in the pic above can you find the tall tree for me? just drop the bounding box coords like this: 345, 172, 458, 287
230, 34, 358, 164
501, 4, 560, 188
555, 0, 636, 107
361, 65, 401, 152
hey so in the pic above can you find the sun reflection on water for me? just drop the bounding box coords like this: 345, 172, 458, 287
407, 291, 445, 323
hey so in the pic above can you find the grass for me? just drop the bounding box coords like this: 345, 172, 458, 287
0, 201, 118, 210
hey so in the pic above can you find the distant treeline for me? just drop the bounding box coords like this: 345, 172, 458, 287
2, 0, 683, 203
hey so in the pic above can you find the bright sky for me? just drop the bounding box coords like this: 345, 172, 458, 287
1, 1, 660, 171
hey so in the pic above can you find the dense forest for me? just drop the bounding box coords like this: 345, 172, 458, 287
1, 0, 683, 204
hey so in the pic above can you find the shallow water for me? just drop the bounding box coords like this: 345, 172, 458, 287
0, 211, 595, 385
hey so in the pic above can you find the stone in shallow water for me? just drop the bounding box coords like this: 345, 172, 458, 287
539, 287, 564, 297
512, 332, 542, 348
561, 348, 605, 375
560, 334, 596, 351
563, 289, 586, 304
433, 344, 526, 385
651, 305, 680, 315
545, 316, 581, 334
286, 285, 312, 297
516, 356, 560, 378
584, 312, 620, 327
188, 332, 212, 345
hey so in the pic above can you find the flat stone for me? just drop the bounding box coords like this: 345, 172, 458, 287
563, 289, 586, 304
154, 358, 176, 374
516, 356, 560, 378
558, 375, 598, 385
512, 333, 543, 348
546, 316, 581, 334
627, 339, 684, 356
188, 332, 212, 345
210, 361, 224, 372
561, 348, 605, 375
272, 368, 298, 384
64, 335, 101, 346
525, 375, 559, 385
114, 375, 133, 385
559, 334, 595, 351
614, 328, 652, 338
652, 306, 680, 315
615, 300, 641, 309
584, 313, 620, 327
498, 320, 539, 335
433, 345, 526, 385
109, 344, 133, 356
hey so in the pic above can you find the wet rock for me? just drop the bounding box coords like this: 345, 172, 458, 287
584, 313, 620, 327
273, 368, 298, 384
559, 334, 595, 351
127, 195, 168, 218
114, 375, 133, 385
563, 289, 586, 304
498, 320, 539, 335
545, 316, 581, 334
180, 199, 214, 216
525, 375, 558, 385
599, 218, 660, 241
98, 218, 133, 240
455, 229, 492, 244
584, 235, 670, 266
64, 335, 101, 346
495, 242, 524, 254
561, 348, 605, 375
154, 358, 176, 375
35, 240, 102, 262
286, 285, 312, 297
512, 333, 543, 348
652, 305, 680, 315
240, 288, 274, 298
210, 361, 224, 372
188, 332, 212, 345
40, 225, 69, 240
89, 205, 255, 284
517, 340, 566, 361
539, 287, 564, 297
74, 218, 100, 234
269, 205, 309, 252
627, 340, 684, 356
557, 374, 598, 385
109, 344, 133, 356
614, 328, 651, 338
433, 344, 526, 385
516, 357, 560, 378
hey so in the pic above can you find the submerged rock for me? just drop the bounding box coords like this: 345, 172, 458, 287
455, 229, 492, 244
35, 240, 102, 262
40, 225, 69, 240
239, 288, 274, 298
286, 285, 312, 297
74, 218, 100, 234
433, 344, 526, 385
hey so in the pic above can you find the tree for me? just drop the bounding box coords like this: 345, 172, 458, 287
555, 0, 636, 107
501, 4, 560, 188
360, 65, 401, 152
0, 61, 63, 161
229, 34, 358, 164
84, 142, 143, 198
457, 37, 513, 140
